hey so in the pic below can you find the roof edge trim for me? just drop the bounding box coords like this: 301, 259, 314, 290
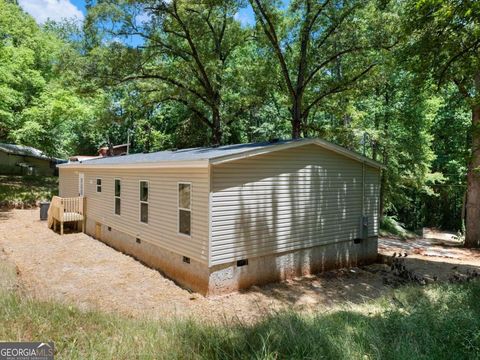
208, 138, 385, 169
57, 159, 210, 170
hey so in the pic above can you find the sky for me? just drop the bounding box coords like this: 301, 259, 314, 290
18, 0, 87, 24
18, 0, 256, 27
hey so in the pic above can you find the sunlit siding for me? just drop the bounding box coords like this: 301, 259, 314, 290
365, 165, 381, 237
210, 144, 381, 266
58, 168, 78, 197
60, 167, 210, 264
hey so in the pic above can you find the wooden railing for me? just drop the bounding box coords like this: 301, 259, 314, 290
48, 196, 85, 235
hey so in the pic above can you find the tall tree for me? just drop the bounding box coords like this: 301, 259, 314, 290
249, 0, 390, 138
87, 0, 248, 145
0, 0, 102, 157
402, 0, 480, 247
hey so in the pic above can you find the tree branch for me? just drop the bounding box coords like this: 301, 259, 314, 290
315, 4, 356, 50
307, 0, 331, 34
304, 46, 364, 88
250, 0, 296, 98
171, 1, 216, 97
438, 38, 480, 87
453, 78, 471, 99
159, 96, 213, 128
303, 63, 376, 116
120, 73, 211, 106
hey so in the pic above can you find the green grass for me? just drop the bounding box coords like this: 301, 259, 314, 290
0, 281, 479, 359
380, 215, 417, 239
0, 175, 58, 207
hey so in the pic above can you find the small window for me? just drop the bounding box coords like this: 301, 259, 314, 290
140, 181, 148, 224
114, 179, 121, 215
96, 178, 102, 193
178, 183, 191, 236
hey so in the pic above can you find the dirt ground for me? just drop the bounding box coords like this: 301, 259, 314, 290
1, 209, 480, 323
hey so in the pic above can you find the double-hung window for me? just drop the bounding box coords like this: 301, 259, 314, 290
178, 183, 191, 236
96, 178, 102, 193
114, 179, 121, 215
140, 181, 149, 224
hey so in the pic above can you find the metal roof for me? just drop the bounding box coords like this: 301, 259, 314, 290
58, 138, 384, 169
0, 143, 51, 160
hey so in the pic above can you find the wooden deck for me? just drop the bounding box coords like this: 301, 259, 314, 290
47, 196, 85, 235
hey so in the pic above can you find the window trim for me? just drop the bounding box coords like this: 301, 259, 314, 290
139, 180, 149, 224
114, 178, 121, 216
96, 178, 102, 193
177, 182, 192, 237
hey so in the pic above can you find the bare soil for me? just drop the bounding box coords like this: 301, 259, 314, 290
1, 209, 479, 323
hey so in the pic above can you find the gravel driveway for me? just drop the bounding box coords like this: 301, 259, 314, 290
1, 209, 479, 323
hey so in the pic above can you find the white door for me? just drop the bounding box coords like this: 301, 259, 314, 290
78, 173, 84, 196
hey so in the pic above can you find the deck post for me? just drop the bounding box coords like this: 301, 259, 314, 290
48, 195, 85, 235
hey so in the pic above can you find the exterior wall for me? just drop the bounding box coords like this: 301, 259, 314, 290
86, 218, 210, 294
210, 144, 381, 266
365, 165, 381, 236
58, 143, 381, 296
60, 166, 210, 264
59, 168, 79, 197
208, 236, 378, 295
0, 151, 55, 176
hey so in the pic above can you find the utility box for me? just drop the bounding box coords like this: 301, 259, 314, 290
362, 215, 369, 239
39, 202, 50, 221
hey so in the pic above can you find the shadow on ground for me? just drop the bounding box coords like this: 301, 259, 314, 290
174, 281, 480, 359
1, 209, 480, 324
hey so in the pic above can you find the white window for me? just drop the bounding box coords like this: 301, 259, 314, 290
114, 179, 121, 215
178, 183, 191, 236
96, 178, 102, 193
140, 181, 148, 224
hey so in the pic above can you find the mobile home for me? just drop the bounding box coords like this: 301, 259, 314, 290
0, 143, 61, 176
57, 138, 382, 295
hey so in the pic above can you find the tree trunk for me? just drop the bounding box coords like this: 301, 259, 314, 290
211, 105, 222, 146
464, 104, 480, 247
379, 154, 388, 220
291, 95, 302, 139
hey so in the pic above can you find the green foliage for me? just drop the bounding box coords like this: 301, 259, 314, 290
398, 0, 479, 237
0, 0, 105, 157
1, 277, 480, 359
0, 0, 476, 231
0, 175, 58, 207
401, 0, 480, 99
380, 215, 416, 239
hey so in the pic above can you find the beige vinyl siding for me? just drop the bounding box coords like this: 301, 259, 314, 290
210, 144, 381, 265
365, 165, 381, 237
80, 167, 209, 263
59, 168, 79, 197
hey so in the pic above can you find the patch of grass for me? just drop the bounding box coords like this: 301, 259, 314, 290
0, 281, 479, 359
380, 215, 417, 239
0, 175, 58, 207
